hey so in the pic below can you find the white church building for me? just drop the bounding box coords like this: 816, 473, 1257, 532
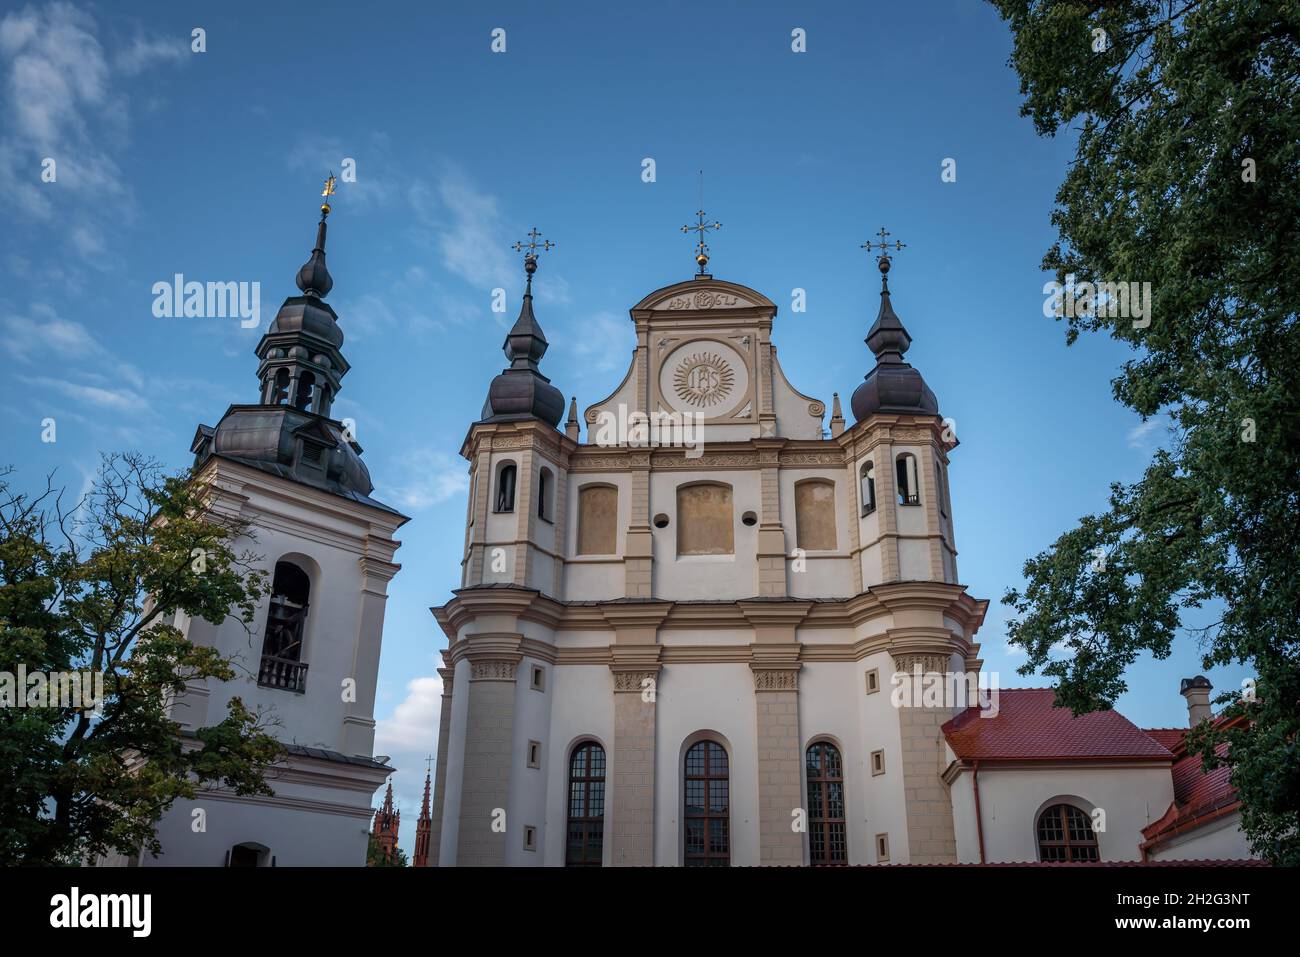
426, 231, 1258, 867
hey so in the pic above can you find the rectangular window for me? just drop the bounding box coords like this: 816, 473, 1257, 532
523, 825, 537, 851
875, 833, 890, 862
865, 668, 880, 694
530, 665, 545, 692
527, 740, 541, 769
871, 749, 885, 776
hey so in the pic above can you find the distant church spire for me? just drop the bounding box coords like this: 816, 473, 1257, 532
413, 758, 433, 868
850, 228, 940, 421
369, 779, 400, 866
479, 229, 566, 427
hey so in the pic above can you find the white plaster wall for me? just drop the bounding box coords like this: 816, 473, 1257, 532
183, 488, 376, 754
505, 655, 554, 866
949, 773, 981, 863
856, 651, 912, 862
961, 765, 1174, 862
770, 352, 824, 440
436, 656, 472, 866
1147, 812, 1254, 862
654, 663, 760, 866
898, 539, 931, 581
781, 469, 856, 599
144, 768, 375, 866
543, 665, 616, 866
651, 469, 761, 600
799, 657, 909, 865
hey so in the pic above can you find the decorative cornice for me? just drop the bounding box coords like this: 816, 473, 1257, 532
611, 668, 660, 693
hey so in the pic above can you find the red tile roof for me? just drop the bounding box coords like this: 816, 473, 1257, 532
942, 688, 1175, 763
1142, 740, 1239, 847
1142, 727, 1188, 753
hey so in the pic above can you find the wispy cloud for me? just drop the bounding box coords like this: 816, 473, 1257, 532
1127, 415, 1171, 451
0, 3, 186, 268
382, 447, 469, 511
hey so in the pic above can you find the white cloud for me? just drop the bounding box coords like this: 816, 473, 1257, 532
0, 3, 184, 266
113, 35, 187, 76
1127, 415, 1171, 451
567, 311, 632, 374
19, 375, 148, 413
383, 447, 469, 511
374, 674, 443, 760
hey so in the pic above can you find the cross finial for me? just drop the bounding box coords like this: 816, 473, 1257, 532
512, 227, 555, 283
860, 226, 906, 289
681, 171, 721, 276
320, 171, 337, 218
424, 754, 433, 776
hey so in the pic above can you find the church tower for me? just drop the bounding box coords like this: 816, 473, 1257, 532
370, 780, 400, 865
431, 218, 986, 867
135, 179, 408, 867
413, 766, 433, 867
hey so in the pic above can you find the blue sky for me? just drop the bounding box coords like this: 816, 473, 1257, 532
0, 0, 1247, 855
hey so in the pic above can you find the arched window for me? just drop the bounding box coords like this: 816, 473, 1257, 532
259, 561, 310, 692
684, 740, 729, 866
1036, 804, 1099, 862
566, 742, 606, 867
576, 484, 617, 555
537, 467, 554, 522
676, 483, 733, 556
294, 370, 316, 410
317, 383, 332, 418
935, 461, 948, 518
794, 479, 837, 551
806, 741, 847, 865
860, 461, 876, 514
270, 368, 290, 405
896, 453, 920, 505
495, 463, 517, 513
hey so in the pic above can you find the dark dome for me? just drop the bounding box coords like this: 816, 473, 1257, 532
207, 405, 373, 496
268, 296, 344, 348
851, 363, 939, 419
851, 284, 940, 422
482, 369, 565, 427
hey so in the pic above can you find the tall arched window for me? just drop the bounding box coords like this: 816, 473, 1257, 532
795, 479, 837, 551
896, 453, 920, 505
576, 484, 617, 555
259, 561, 310, 692
676, 483, 733, 556
684, 740, 729, 866
537, 467, 554, 522
566, 742, 606, 867
294, 370, 316, 410
495, 463, 517, 513
860, 461, 876, 514
806, 741, 847, 865
1036, 804, 1099, 862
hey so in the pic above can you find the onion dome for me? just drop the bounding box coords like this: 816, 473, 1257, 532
850, 251, 939, 421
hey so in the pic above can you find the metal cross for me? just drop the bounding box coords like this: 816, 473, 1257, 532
681, 210, 722, 275
512, 227, 555, 262
424, 754, 434, 775
861, 226, 905, 260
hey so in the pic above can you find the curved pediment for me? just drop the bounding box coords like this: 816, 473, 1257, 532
632, 278, 776, 315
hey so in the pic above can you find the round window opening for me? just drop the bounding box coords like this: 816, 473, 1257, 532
741, 511, 758, 527
653, 513, 670, 529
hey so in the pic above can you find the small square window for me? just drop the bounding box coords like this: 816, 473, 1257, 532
871, 749, 885, 776
875, 833, 890, 862
527, 740, 541, 769
530, 665, 545, 692
523, 825, 538, 851
865, 668, 880, 694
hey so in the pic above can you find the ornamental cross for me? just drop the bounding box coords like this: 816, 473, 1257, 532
512, 227, 555, 263
425, 754, 434, 775
860, 226, 905, 262
681, 170, 721, 275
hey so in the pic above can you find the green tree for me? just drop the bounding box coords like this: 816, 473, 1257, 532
367, 834, 408, 867
990, 0, 1299, 864
0, 455, 282, 865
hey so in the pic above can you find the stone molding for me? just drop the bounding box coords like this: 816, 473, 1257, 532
751, 666, 800, 692
469, 658, 519, 682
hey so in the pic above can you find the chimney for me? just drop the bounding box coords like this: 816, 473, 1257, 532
1180, 676, 1213, 727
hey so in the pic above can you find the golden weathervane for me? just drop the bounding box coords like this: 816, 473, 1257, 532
321, 172, 338, 217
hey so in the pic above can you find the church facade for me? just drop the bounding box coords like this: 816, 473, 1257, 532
428, 236, 1258, 867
